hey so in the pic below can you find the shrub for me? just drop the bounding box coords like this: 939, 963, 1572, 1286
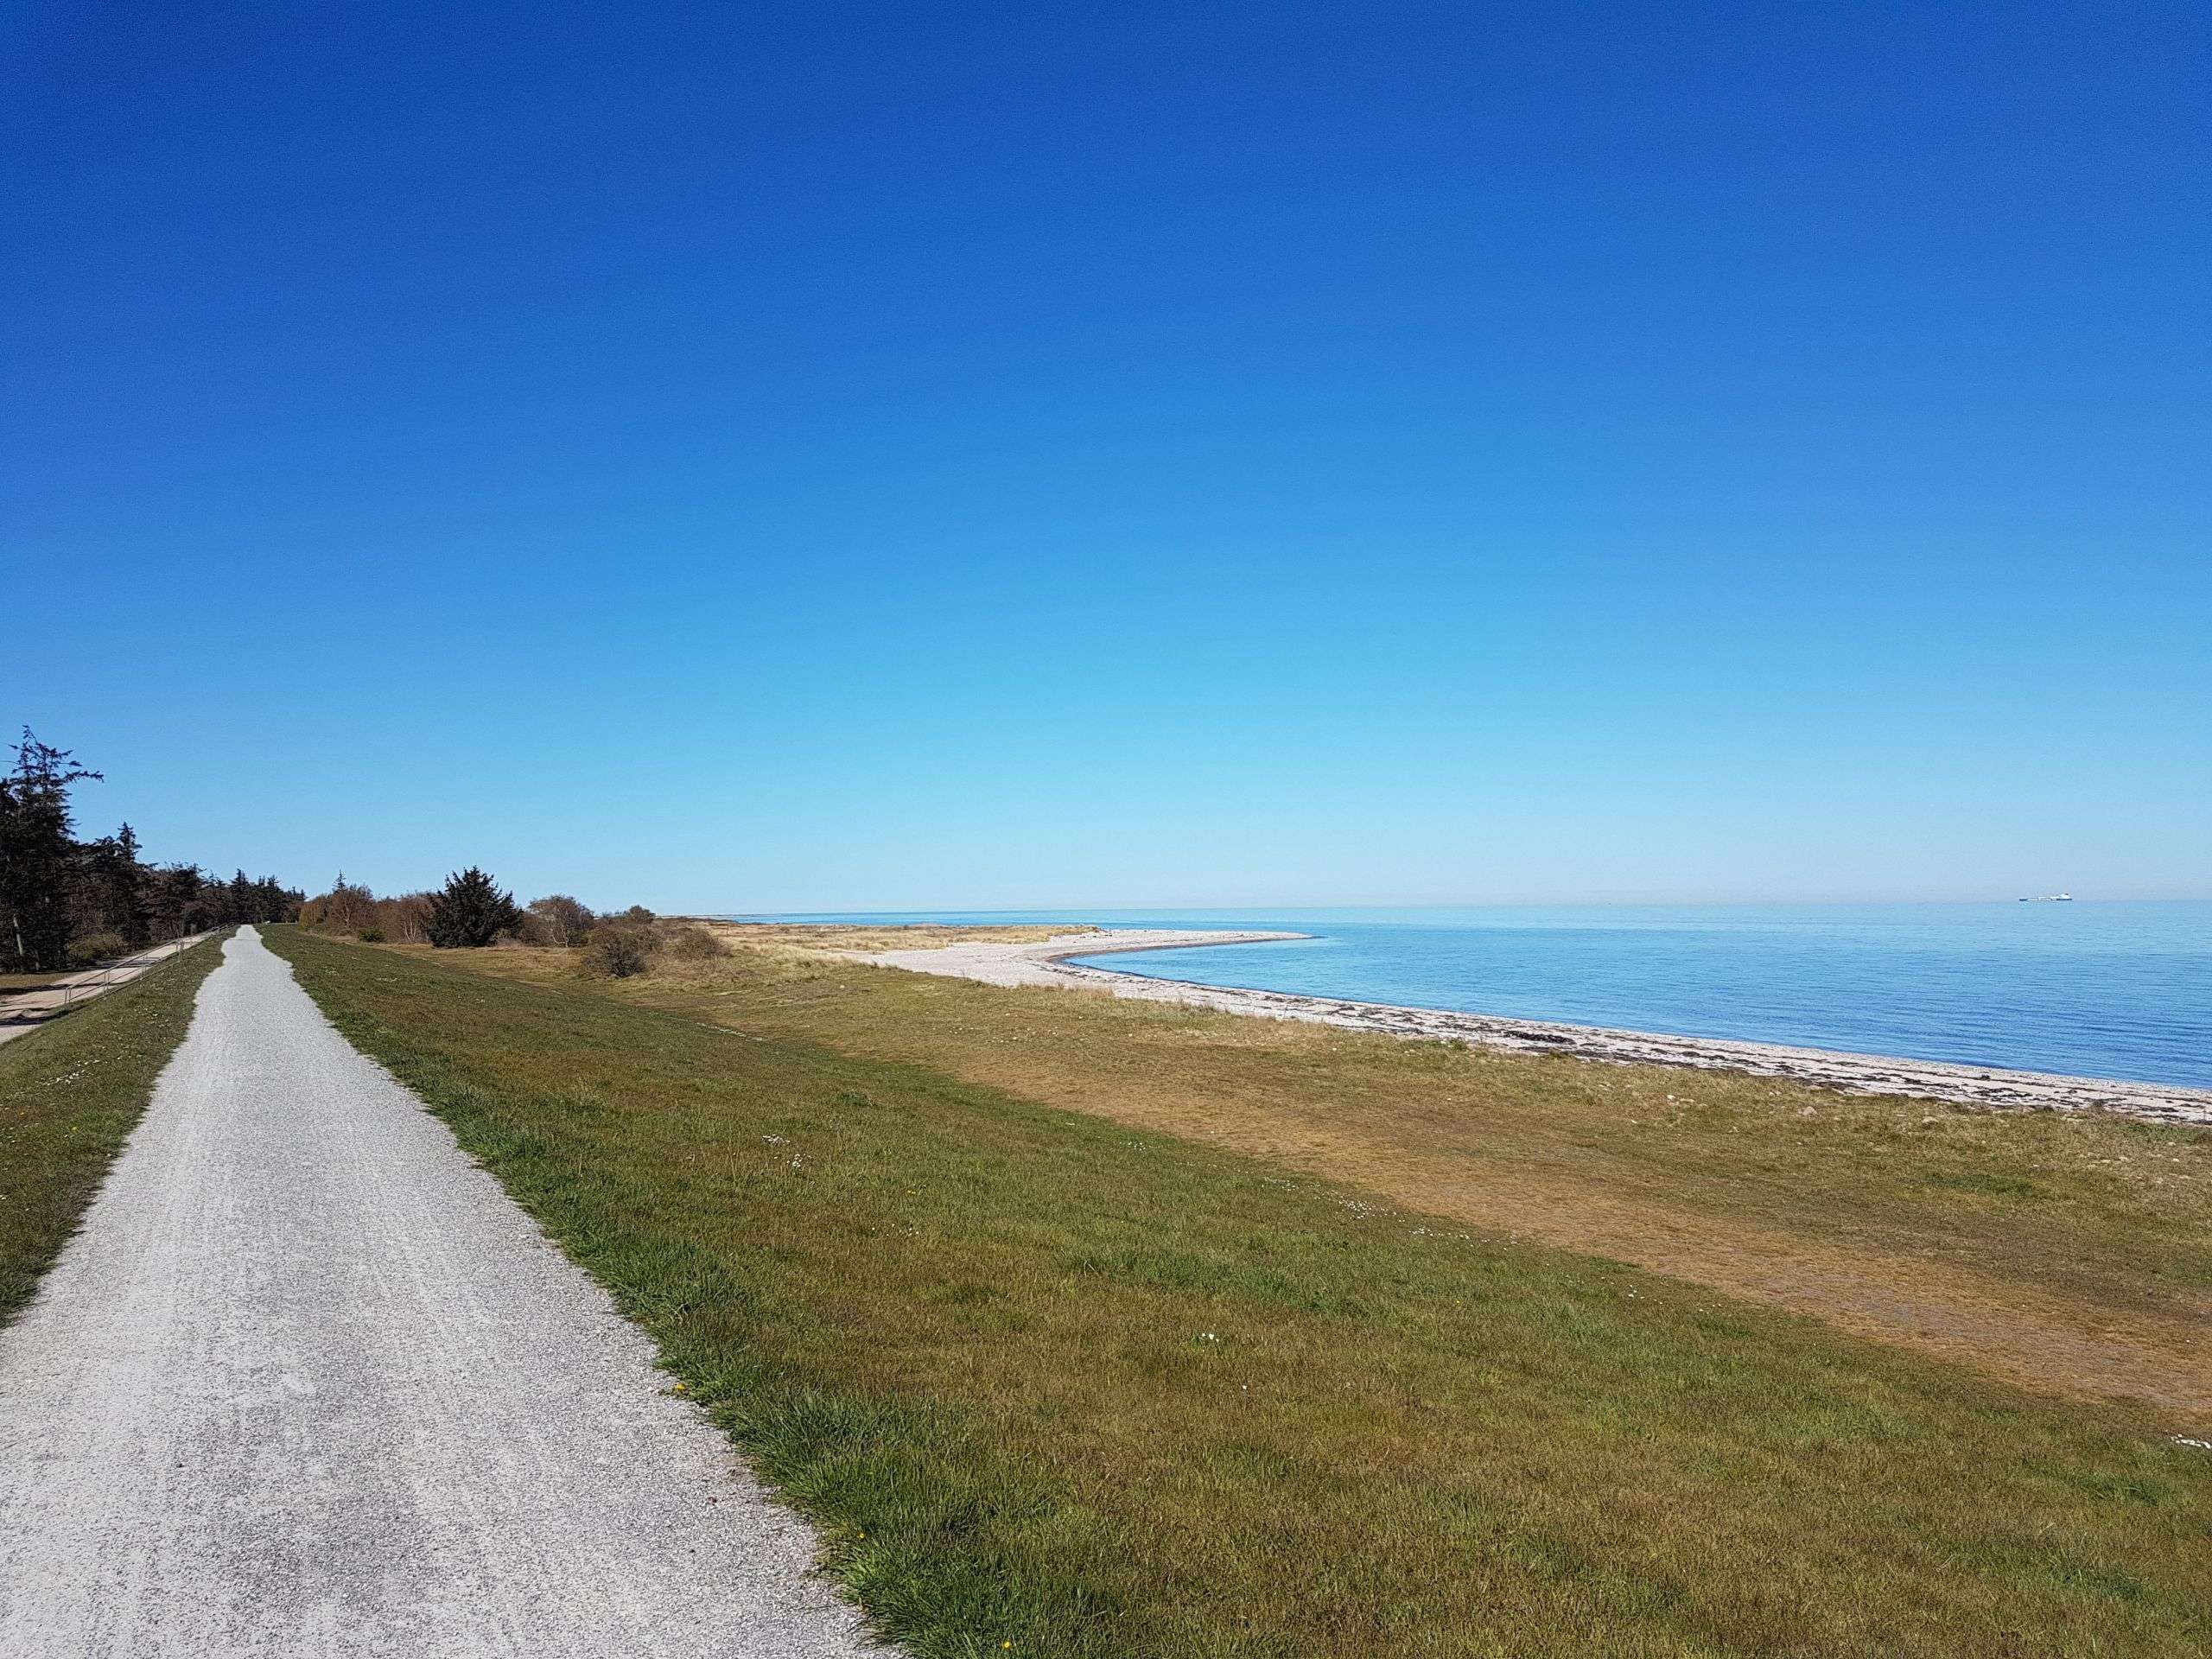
66, 931, 130, 969
524, 893, 597, 947
378, 893, 433, 944
301, 874, 375, 933
659, 924, 728, 961
582, 928, 653, 978
302, 880, 435, 943
425, 867, 524, 949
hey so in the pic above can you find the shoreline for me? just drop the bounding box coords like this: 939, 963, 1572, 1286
859, 929, 2212, 1127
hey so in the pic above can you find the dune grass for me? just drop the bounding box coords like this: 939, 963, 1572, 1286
269, 925, 2209, 1657
0, 935, 224, 1325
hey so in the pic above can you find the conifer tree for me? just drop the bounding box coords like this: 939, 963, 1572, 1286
150, 864, 207, 938
0, 729, 101, 971
424, 867, 523, 948
81, 823, 151, 947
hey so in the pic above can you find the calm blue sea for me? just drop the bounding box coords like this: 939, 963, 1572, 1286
735, 904, 2212, 1090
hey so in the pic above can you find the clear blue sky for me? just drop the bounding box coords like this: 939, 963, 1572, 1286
7, 1, 2207, 911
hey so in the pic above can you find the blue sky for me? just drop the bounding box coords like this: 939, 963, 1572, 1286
7, 1, 2207, 910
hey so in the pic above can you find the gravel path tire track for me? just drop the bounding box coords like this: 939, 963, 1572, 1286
0, 927, 885, 1658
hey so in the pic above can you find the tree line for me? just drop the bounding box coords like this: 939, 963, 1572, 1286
301, 868, 719, 979
1, 729, 304, 973
299, 870, 627, 949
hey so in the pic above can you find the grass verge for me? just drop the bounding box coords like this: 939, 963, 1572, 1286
267, 926, 2208, 1658
0, 934, 226, 1324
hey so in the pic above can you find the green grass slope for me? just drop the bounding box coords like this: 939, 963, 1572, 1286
1, 935, 226, 1324
266, 926, 2209, 1659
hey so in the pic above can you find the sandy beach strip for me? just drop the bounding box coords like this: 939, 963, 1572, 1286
857, 929, 2212, 1128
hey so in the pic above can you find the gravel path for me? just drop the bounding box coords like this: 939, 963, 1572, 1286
0, 928, 884, 1658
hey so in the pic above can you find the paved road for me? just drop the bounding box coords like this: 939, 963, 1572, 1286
0, 928, 884, 1658
0, 932, 218, 1046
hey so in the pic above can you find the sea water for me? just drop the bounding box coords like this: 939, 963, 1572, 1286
734, 904, 2212, 1090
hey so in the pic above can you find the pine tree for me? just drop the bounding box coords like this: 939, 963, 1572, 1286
0, 730, 101, 971
252, 875, 301, 922
150, 864, 207, 938
424, 867, 523, 948
80, 823, 151, 947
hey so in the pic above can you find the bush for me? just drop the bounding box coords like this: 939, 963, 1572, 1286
378, 893, 433, 944
659, 924, 728, 961
298, 880, 435, 944
301, 875, 375, 933
425, 867, 524, 949
66, 931, 130, 969
582, 928, 653, 979
523, 893, 597, 947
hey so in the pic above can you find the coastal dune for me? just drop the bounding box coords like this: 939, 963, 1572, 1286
860, 929, 2212, 1127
